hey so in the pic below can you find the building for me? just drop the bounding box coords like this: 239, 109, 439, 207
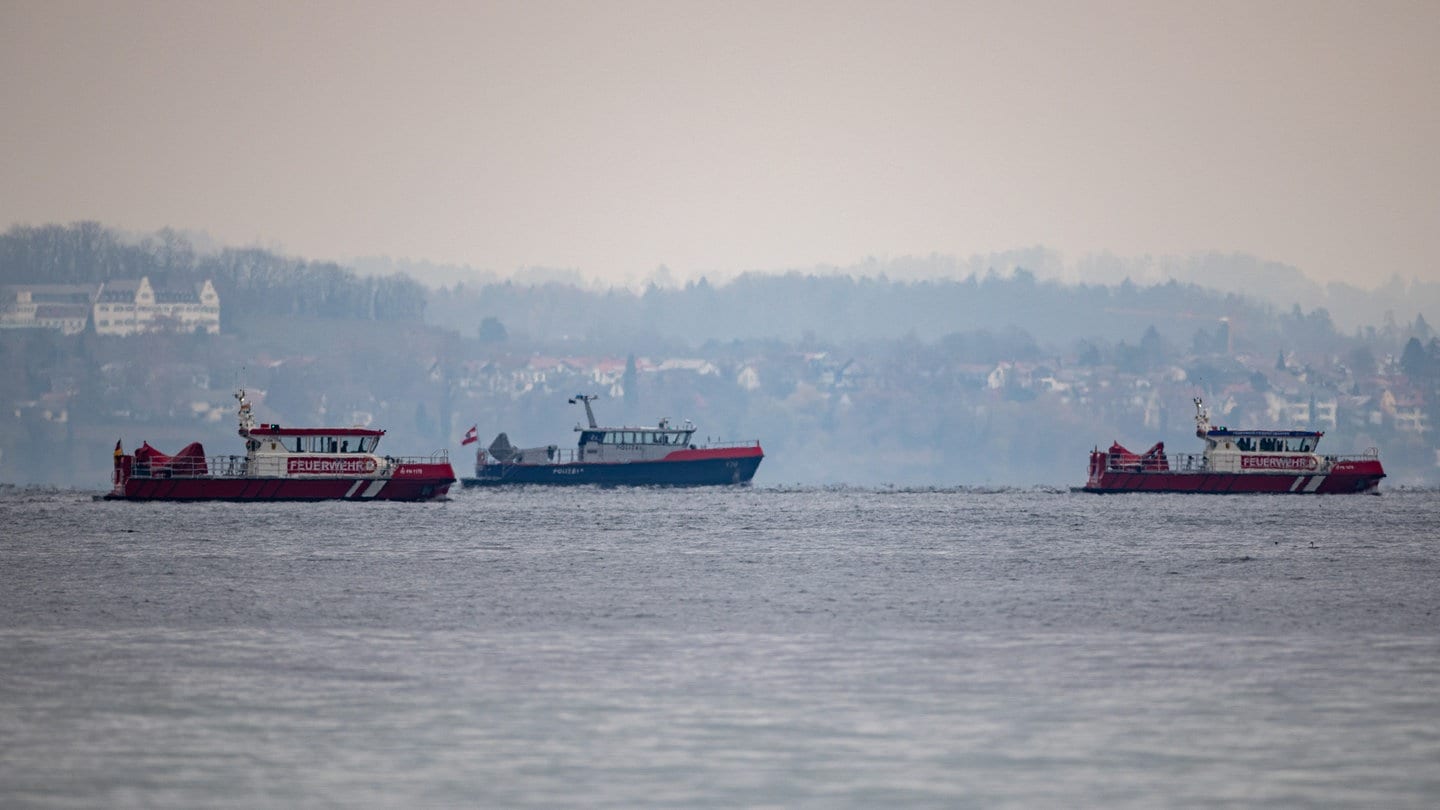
2, 277, 220, 336
0, 284, 96, 334
93, 277, 220, 335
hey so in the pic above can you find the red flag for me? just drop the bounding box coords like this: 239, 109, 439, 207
461, 425, 479, 446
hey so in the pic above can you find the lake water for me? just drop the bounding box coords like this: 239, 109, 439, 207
2, 486, 1437, 808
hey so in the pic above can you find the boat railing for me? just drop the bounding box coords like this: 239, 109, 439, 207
386, 452, 451, 465
705, 439, 763, 450
126, 451, 452, 480
501, 447, 579, 464
1327, 451, 1382, 463
129, 455, 248, 479
1102, 452, 1206, 473
1103, 450, 1381, 474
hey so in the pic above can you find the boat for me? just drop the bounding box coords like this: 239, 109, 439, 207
1082, 397, 1384, 494
105, 389, 455, 501
462, 394, 763, 487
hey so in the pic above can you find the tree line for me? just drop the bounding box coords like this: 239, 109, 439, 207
0, 223, 426, 323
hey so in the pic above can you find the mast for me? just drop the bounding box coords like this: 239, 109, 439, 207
235, 388, 255, 436
569, 394, 599, 429
1193, 397, 1210, 438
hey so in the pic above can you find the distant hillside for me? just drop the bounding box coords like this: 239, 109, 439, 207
0, 222, 427, 323
428, 270, 1293, 351
4, 225, 1439, 489
391, 246, 1428, 337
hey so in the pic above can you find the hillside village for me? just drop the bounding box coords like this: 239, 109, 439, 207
1, 225, 1438, 488
11, 308, 1436, 488
436, 323, 1436, 482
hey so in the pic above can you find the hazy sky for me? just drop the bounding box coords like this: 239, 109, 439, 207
3, 0, 1437, 287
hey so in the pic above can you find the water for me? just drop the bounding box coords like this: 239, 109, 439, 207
1, 487, 1437, 808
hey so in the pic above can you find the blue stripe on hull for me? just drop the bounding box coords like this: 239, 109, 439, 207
461, 456, 761, 487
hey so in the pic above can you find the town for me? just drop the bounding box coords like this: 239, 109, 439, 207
2, 224, 1438, 488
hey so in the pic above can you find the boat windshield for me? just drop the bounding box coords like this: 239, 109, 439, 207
1234, 436, 1316, 453
598, 430, 692, 446
270, 434, 381, 453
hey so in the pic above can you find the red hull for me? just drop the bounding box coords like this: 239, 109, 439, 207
106, 466, 455, 502
1084, 460, 1385, 494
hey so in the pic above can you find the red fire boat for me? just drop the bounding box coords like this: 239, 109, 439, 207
1083, 397, 1385, 494
106, 389, 455, 501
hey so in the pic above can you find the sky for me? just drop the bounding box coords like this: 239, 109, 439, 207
2, 0, 1438, 288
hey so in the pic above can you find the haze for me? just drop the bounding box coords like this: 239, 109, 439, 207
3, 0, 1437, 287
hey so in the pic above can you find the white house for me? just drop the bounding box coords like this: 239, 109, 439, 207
93, 277, 220, 335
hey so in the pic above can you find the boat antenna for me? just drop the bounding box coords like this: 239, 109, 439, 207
1193, 396, 1210, 438
568, 394, 600, 429
235, 387, 255, 435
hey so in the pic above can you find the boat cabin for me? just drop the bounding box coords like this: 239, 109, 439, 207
577, 421, 696, 450
569, 393, 697, 451
1204, 429, 1322, 454
245, 425, 386, 455
1192, 397, 1327, 474
234, 389, 386, 459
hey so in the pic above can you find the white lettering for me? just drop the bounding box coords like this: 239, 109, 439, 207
287, 457, 378, 475
1241, 455, 1318, 471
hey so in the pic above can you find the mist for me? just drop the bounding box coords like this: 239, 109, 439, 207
4, 224, 1438, 490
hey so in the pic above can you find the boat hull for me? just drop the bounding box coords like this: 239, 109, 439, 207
463, 451, 762, 487
1082, 464, 1384, 495
105, 473, 454, 501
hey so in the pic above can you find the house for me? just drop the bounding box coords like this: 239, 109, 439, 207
2, 277, 220, 335
0, 284, 96, 334
93, 277, 220, 335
